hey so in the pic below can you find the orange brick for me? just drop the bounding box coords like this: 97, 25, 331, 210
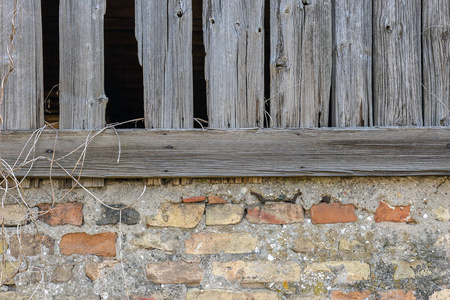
183, 196, 207, 203
311, 203, 357, 224
37, 202, 83, 226
60, 232, 116, 257
378, 290, 415, 300
208, 196, 227, 204
331, 291, 370, 300
374, 201, 413, 223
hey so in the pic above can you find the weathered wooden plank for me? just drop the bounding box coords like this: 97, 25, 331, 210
59, 0, 107, 187
270, 0, 332, 128
422, 0, 450, 126
203, 0, 264, 128
59, 0, 107, 130
332, 0, 372, 127
1, 128, 449, 178
0, 0, 43, 130
373, 0, 422, 126
136, 0, 193, 129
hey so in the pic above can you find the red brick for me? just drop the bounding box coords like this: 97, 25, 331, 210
378, 290, 415, 300
60, 232, 116, 257
146, 261, 203, 285
331, 291, 370, 300
374, 201, 413, 223
183, 196, 207, 203
208, 196, 227, 204
246, 204, 304, 224
37, 202, 83, 226
311, 203, 357, 224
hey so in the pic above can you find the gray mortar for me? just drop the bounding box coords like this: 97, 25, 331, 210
1, 176, 449, 299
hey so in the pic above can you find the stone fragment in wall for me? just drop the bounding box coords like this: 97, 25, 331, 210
96, 203, 140, 225
10, 233, 42, 258
186, 289, 279, 300
0, 292, 35, 300
429, 289, 450, 300
289, 296, 327, 300
0, 204, 34, 226
391, 260, 431, 280
0, 261, 19, 285
146, 203, 205, 228
37, 202, 83, 226
374, 201, 413, 223
208, 196, 227, 204
33, 265, 73, 283
205, 204, 244, 225
212, 260, 301, 283
54, 296, 99, 300
310, 203, 357, 224
185, 232, 257, 254
0, 239, 8, 255
378, 290, 415, 300
291, 237, 315, 253
339, 239, 362, 251
52, 265, 73, 283
330, 290, 370, 300
183, 196, 207, 203
146, 261, 203, 285
434, 206, 450, 221
246, 203, 304, 224
60, 232, 117, 257
85, 260, 119, 281
306, 261, 370, 282
434, 234, 450, 258
131, 232, 177, 253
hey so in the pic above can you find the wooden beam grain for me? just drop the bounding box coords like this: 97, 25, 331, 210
270, 0, 332, 128
332, 0, 372, 127
59, 0, 108, 130
422, 0, 450, 126
1, 128, 449, 178
203, 0, 265, 128
136, 0, 193, 129
0, 0, 43, 130
373, 0, 422, 126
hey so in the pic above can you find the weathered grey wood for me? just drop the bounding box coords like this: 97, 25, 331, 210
422, 0, 450, 126
332, 0, 372, 127
1, 128, 449, 178
136, 0, 193, 129
270, 0, 332, 128
373, 0, 422, 126
59, 0, 107, 187
59, 0, 107, 130
203, 0, 264, 128
0, 0, 43, 130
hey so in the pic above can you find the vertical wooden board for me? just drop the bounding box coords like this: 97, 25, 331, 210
422, 0, 450, 126
270, 0, 332, 128
203, 0, 265, 128
136, 0, 193, 129
0, 0, 43, 130
332, 0, 372, 127
59, 0, 107, 130
373, 0, 422, 126
59, 0, 106, 187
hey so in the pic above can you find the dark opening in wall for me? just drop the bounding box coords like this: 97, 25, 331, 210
42, 0, 59, 127
104, 0, 144, 128
192, 0, 208, 128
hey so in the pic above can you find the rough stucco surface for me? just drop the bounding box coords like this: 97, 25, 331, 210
0, 176, 449, 299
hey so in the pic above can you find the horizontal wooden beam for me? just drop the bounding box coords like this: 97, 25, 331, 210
0, 128, 449, 178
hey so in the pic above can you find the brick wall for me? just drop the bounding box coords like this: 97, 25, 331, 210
0, 177, 449, 299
